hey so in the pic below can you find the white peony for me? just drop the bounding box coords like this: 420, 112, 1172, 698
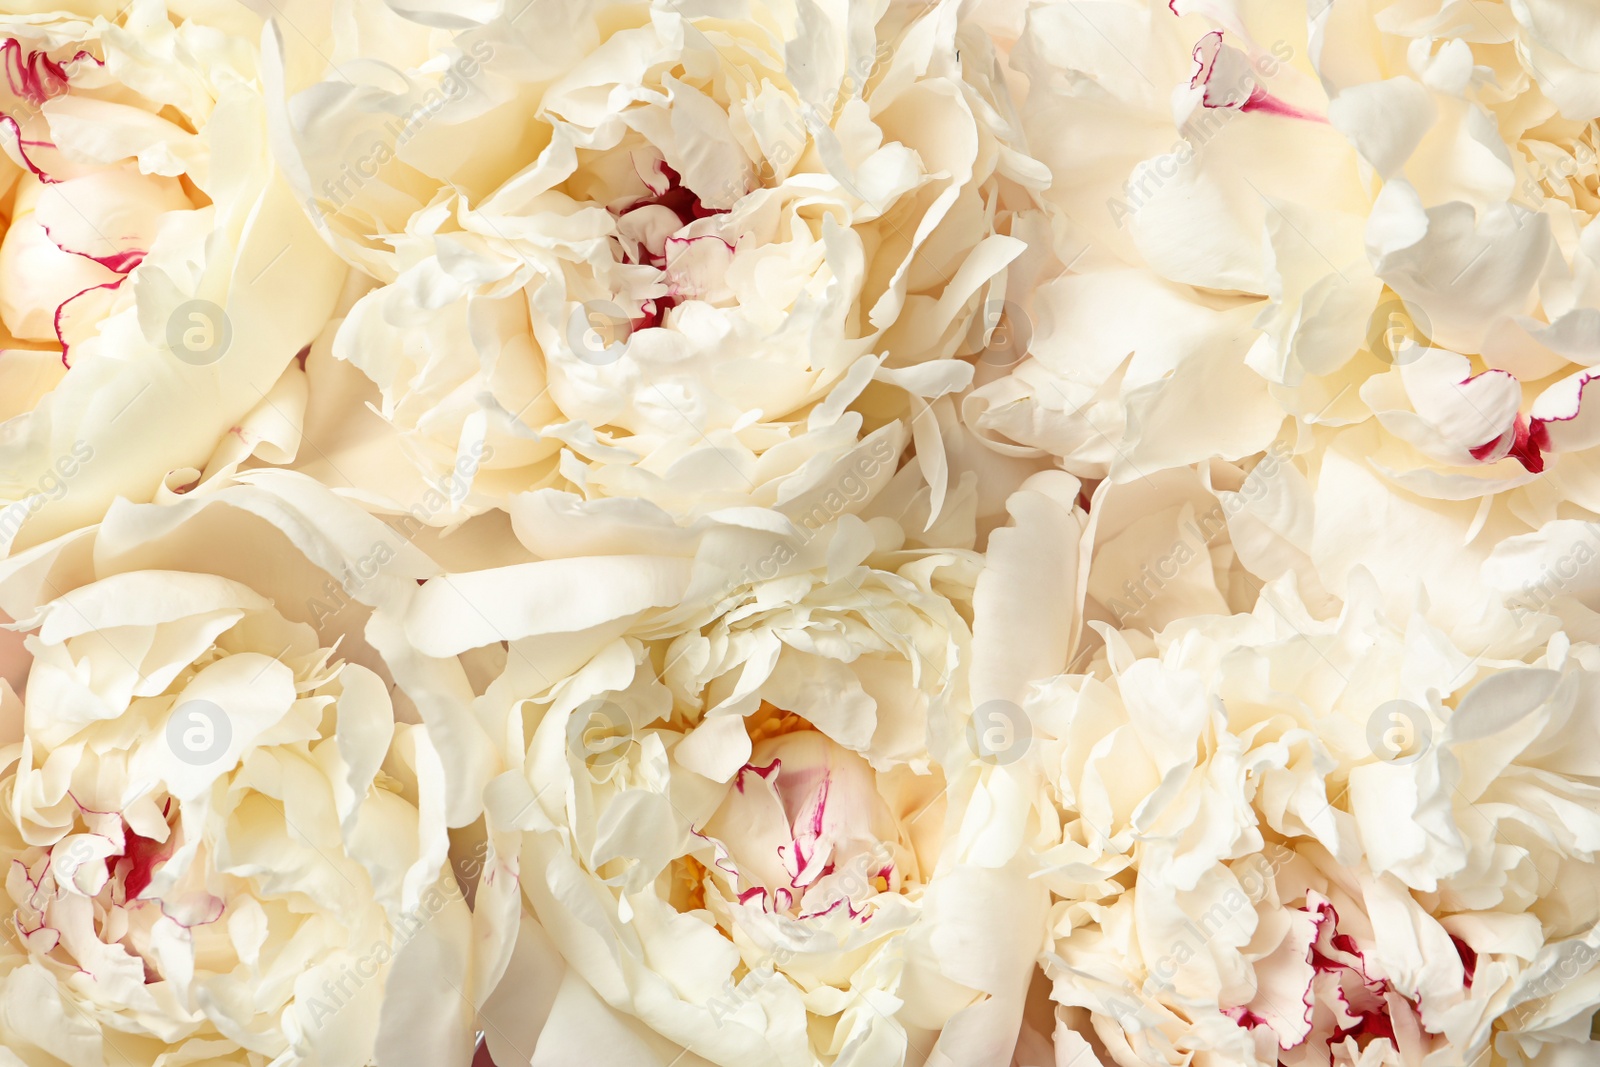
956, 0, 1600, 654
270, 0, 1048, 527
1018, 572, 1600, 1066
0, 3, 343, 555
0, 470, 482, 1067
376, 486, 1047, 1066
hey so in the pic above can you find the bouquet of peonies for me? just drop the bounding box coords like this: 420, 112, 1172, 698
0, 0, 1597, 1065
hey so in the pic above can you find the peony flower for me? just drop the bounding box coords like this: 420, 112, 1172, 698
1017, 570, 1600, 1066
980, 0, 1596, 475
0, 4, 343, 554
270, 0, 1048, 527
381, 486, 1047, 1066
0, 470, 483, 1067
965, 0, 1330, 481
960, 0, 1600, 627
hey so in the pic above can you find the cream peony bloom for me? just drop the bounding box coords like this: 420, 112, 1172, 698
270, 0, 1047, 527
0, 2, 343, 554
0, 470, 482, 1067
959, 0, 1600, 651
375, 485, 1046, 1066
1020, 572, 1600, 1066
971, 0, 1600, 485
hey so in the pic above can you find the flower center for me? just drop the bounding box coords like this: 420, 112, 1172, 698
697, 728, 902, 924
609, 159, 734, 331
6, 795, 220, 986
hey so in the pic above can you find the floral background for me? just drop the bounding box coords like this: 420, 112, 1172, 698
0, 0, 1597, 1065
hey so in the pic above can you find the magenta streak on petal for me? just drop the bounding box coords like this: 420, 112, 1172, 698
473, 1037, 501, 1067
664, 233, 737, 257
1308, 898, 1404, 1048
1471, 413, 1546, 473
117, 825, 170, 902
631, 152, 668, 197
2, 38, 71, 107
1467, 429, 1510, 464
737, 886, 767, 906
624, 161, 729, 228
798, 898, 842, 920
1223, 1005, 1269, 1028
1189, 32, 1223, 91
783, 774, 834, 890
0, 114, 59, 183
634, 297, 672, 332
1528, 371, 1600, 461
1459, 367, 1517, 388
66, 790, 119, 817
40, 224, 146, 275
53, 276, 124, 368
689, 826, 741, 878
12, 857, 44, 909
13, 915, 60, 955
1534, 371, 1600, 426
1228, 896, 1335, 1051
807, 776, 830, 839
0, 40, 97, 186
157, 896, 224, 929
1236, 87, 1328, 123
1289, 898, 1337, 1051
1451, 936, 1478, 989
1460, 368, 1540, 471
735, 759, 780, 795
1190, 31, 1326, 123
